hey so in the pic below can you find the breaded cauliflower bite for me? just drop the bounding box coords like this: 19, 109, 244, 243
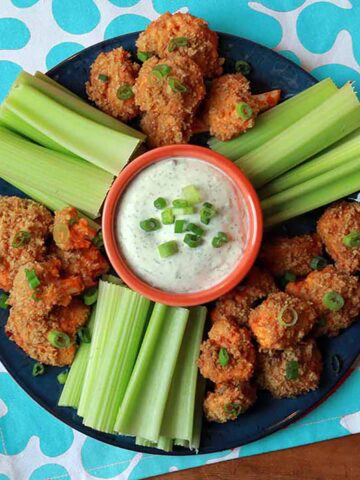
259, 233, 323, 278
86, 47, 140, 122
53, 207, 97, 251
257, 339, 322, 398
211, 266, 278, 326
203, 74, 260, 141
317, 201, 360, 274
0, 196, 53, 291
286, 266, 360, 337
198, 319, 256, 383
249, 292, 317, 350
136, 12, 223, 78
204, 382, 257, 423
140, 112, 192, 147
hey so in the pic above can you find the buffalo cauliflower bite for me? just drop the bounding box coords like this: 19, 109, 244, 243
210, 266, 278, 326
198, 319, 256, 383
257, 339, 322, 398
259, 233, 323, 278
286, 265, 360, 337
86, 47, 140, 122
140, 112, 192, 148
317, 201, 360, 274
53, 207, 97, 251
136, 12, 223, 78
0, 196, 53, 291
204, 382, 257, 423
202, 74, 260, 141
249, 292, 318, 350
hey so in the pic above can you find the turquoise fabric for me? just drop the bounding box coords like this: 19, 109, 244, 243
1, 1, 360, 479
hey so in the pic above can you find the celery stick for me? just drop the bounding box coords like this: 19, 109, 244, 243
22, 71, 145, 140
263, 161, 360, 227
190, 374, 206, 451
101, 274, 124, 286
160, 306, 207, 443
209, 78, 337, 160
5, 83, 140, 176
135, 437, 157, 448
114, 304, 189, 441
58, 307, 97, 408
0, 126, 113, 218
259, 128, 360, 199
236, 83, 360, 188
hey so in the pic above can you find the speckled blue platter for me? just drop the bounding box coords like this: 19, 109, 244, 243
0, 32, 359, 456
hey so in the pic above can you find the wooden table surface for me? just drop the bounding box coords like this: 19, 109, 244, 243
154, 434, 360, 480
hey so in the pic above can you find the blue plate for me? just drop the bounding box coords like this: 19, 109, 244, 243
0, 32, 359, 456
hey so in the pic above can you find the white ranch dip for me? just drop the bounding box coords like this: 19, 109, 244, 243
116, 157, 248, 293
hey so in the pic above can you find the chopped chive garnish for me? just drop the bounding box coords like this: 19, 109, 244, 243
32, 362, 44, 377
98, 74, 109, 82
168, 36, 189, 52
161, 208, 175, 225
218, 347, 229, 367
57, 371, 69, 385
186, 223, 204, 237
172, 206, 194, 215
117, 84, 134, 100
152, 64, 171, 80
77, 326, 91, 343
158, 240, 178, 258
48, 330, 71, 349
172, 198, 189, 208
224, 402, 241, 416
310, 256, 328, 270
137, 51, 153, 62
184, 233, 202, 248
83, 286, 98, 306
200, 202, 216, 224
182, 184, 202, 204
25, 268, 40, 290
92, 230, 103, 248
342, 231, 360, 248
140, 218, 161, 232
331, 354, 343, 374
53, 223, 70, 245
277, 305, 298, 327
0, 293, 9, 309
285, 360, 299, 380
323, 291, 344, 311
174, 219, 187, 233
235, 60, 251, 75
154, 197, 167, 209
12, 230, 31, 248
212, 232, 229, 248
279, 271, 296, 288
236, 101, 253, 120
168, 77, 188, 94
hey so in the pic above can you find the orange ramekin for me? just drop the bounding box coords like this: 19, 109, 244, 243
102, 145, 263, 307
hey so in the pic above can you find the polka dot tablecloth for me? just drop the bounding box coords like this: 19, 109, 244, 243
1, 1, 360, 479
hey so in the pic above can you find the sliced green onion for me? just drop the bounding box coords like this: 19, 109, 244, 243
77, 326, 91, 343
218, 347, 229, 367
25, 268, 40, 290
174, 219, 187, 233
186, 223, 204, 237
236, 102, 253, 120
200, 202, 216, 225
224, 402, 241, 416
285, 360, 299, 380
323, 291, 344, 311
152, 64, 171, 80
182, 184, 202, 204
168, 37, 189, 52
342, 231, 360, 248
172, 198, 189, 208
235, 60, 251, 76
278, 305, 298, 327
83, 286, 98, 306
140, 218, 161, 232
172, 206, 194, 216
98, 74, 109, 82
12, 230, 31, 248
154, 197, 167, 209
279, 271, 297, 288
117, 84, 134, 100
57, 371, 69, 385
168, 77, 188, 94
53, 223, 70, 245
184, 233, 202, 248
158, 240, 179, 258
212, 232, 229, 248
331, 354, 343, 374
48, 330, 71, 349
161, 208, 175, 225
92, 230, 103, 248
310, 256, 328, 270
0, 293, 9, 309
137, 51, 153, 62
32, 362, 44, 377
